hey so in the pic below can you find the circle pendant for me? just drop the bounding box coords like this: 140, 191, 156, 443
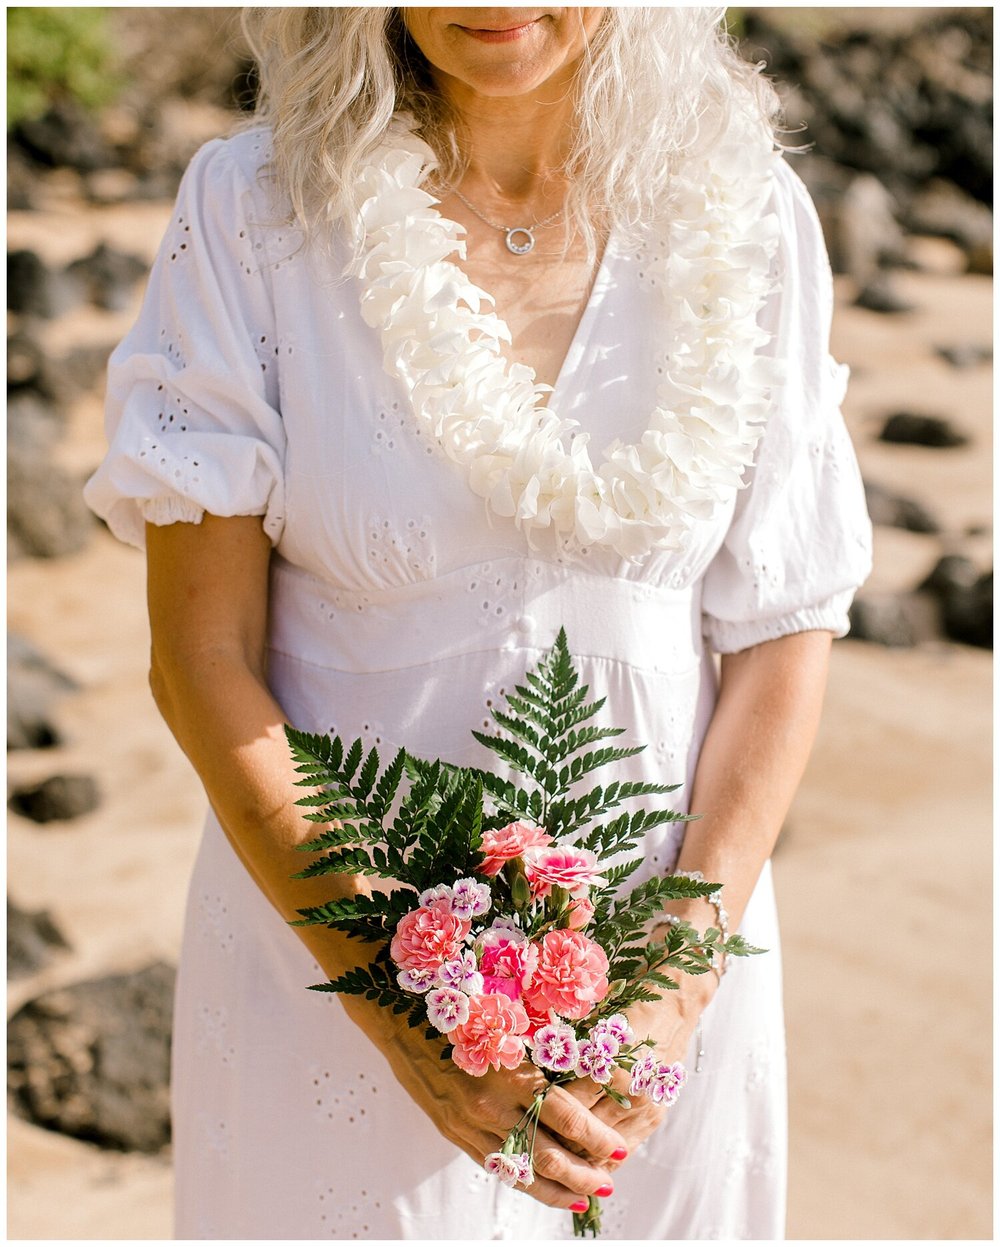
505, 227, 535, 255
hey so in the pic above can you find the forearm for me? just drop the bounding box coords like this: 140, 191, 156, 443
151, 648, 401, 1043
655, 630, 833, 1008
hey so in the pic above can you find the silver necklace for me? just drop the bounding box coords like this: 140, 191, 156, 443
450, 186, 565, 255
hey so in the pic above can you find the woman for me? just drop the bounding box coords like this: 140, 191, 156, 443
84, 7, 872, 1239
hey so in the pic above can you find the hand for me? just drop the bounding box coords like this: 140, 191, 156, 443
561, 988, 707, 1167
343, 997, 627, 1211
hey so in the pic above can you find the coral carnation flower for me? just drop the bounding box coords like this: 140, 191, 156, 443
450, 993, 529, 1076
478, 821, 553, 877
521, 929, 610, 1020
390, 900, 471, 973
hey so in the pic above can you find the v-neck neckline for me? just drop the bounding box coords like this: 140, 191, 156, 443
434, 204, 619, 413
548, 228, 619, 410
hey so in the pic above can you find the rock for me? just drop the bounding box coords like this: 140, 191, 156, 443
7, 331, 48, 393
839, 173, 908, 289
848, 593, 938, 648
8, 334, 112, 407
64, 244, 147, 314
7, 897, 72, 979
863, 480, 940, 534
9, 775, 101, 824
944, 571, 992, 649
935, 343, 993, 369
7, 250, 82, 320
878, 412, 970, 448
854, 277, 915, 315
12, 99, 111, 172
8, 394, 93, 559
905, 179, 993, 257
7, 962, 175, 1152
917, 554, 980, 598
7, 633, 77, 751
918, 556, 993, 649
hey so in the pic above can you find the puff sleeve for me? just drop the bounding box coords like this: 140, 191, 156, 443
83, 137, 286, 549
700, 159, 873, 653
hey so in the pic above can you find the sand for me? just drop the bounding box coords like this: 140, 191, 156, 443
6, 201, 992, 1237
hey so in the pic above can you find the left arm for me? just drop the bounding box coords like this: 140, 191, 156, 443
568, 628, 833, 1159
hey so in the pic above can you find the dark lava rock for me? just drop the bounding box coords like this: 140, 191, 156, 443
935, 343, 993, 369
848, 593, 939, 648
919, 556, 993, 649
878, 412, 970, 448
7, 634, 77, 751
7, 896, 72, 979
7, 331, 49, 394
9, 774, 101, 824
854, 277, 915, 315
906, 179, 993, 257
7, 250, 82, 320
8, 393, 93, 559
917, 554, 980, 598
944, 571, 992, 649
7, 962, 175, 1153
863, 480, 940, 534
12, 100, 111, 172
64, 243, 147, 314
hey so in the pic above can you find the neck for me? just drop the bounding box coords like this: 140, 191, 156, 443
433, 74, 579, 202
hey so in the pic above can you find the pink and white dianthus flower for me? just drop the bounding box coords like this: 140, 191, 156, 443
396, 966, 437, 993
628, 1049, 657, 1096
437, 950, 484, 995
478, 822, 553, 877
521, 929, 610, 1020
450, 877, 493, 919
531, 1022, 580, 1074
479, 932, 538, 1002
484, 1150, 533, 1187
648, 1061, 687, 1105
449, 993, 529, 1076
522, 844, 607, 900
426, 986, 471, 1033
390, 900, 471, 974
591, 1013, 634, 1047
418, 883, 454, 909
574, 1036, 616, 1084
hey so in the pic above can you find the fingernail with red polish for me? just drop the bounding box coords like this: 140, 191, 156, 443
596, 1184, 614, 1198
570, 1200, 590, 1213
609, 1147, 628, 1161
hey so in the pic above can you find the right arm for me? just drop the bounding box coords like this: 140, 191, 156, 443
146, 512, 626, 1208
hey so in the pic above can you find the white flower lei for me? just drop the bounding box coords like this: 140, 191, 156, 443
345, 116, 782, 562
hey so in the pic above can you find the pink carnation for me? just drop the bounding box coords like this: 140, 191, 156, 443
479, 933, 538, 1002
478, 822, 553, 877
450, 993, 529, 1076
521, 929, 610, 1021
390, 900, 471, 974
522, 845, 606, 900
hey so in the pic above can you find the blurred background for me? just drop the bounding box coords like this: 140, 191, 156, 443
6, 7, 992, 1239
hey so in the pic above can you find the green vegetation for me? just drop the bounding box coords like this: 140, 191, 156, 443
7, 7, 122, 130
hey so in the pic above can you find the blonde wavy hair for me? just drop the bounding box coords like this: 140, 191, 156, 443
238, 7, 780, 256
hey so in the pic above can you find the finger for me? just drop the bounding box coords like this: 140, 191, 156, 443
539, 1084, 628, 1164
459, 1127, 603, 1211
531, 1125, 614, 1200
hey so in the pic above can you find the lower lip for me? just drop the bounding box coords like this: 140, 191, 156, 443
459, 21, 538, 43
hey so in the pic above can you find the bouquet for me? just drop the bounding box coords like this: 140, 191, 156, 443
286, 630, 760, 1237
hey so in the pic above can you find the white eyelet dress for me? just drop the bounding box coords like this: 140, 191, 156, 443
84, 126, 872, 1241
